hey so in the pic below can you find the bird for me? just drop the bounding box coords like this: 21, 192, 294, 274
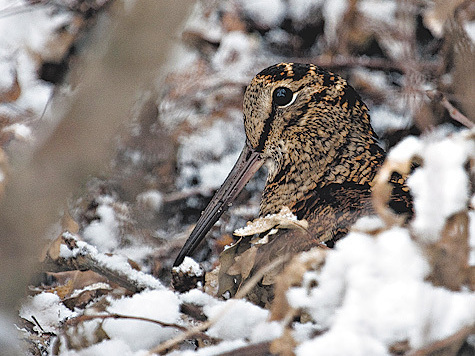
173, 62, 411, 306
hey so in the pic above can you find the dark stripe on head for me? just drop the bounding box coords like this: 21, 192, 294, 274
256, 105, 276, 152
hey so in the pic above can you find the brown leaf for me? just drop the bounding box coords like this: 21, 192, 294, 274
227, 246, 257, 279
424, 211, 470, 291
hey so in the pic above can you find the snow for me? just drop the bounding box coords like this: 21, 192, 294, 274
407, 132, 474, 242
370, 107, 412, 136
287, 0, 325, 24
184, 1, 223, 45
173, 256, 204, 276
387, 135, 423, 162
211, 31, 257, 77
234, 206, 306, 237
203, 299, 269, 340
250, 320, 283, 343
239, 0, 286, 28
2, 123, 34, 141
0, 56, 15, 89
180, 288, 221, 307
136, 189, 163, 212
352, 215, 386, 232
104, 290, 181, 350
358, 0, 396, 24
322, 0, 348, 44
0, 0, 70, 119
58, 339, 149, 356
83, 202, 120, 252
172, 339, 248, 356
470, 207, 475, 266
287, 227, 475, 354
177, 119, 245, 190
465, 21, 475, 44
19, 292, 75, 334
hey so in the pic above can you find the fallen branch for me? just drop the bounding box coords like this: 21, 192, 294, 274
41, 232, 163, 293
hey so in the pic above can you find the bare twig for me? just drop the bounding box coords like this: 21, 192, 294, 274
426, 90, 474, 128
63, 313, 212, 341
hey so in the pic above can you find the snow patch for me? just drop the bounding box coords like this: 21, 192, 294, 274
136, 190, 163, 212
358, 0, 396, 23
239, 0, 286, 28
104, 290, 181, 351
19, 292, 75, 334
407, 133, 473, 242
204, 299, 269, 340
173, 256, 204, 277
370, 107, 412, 136
287, 227, 474, 354
58, 338, 149, 356
177, 119, 245, 190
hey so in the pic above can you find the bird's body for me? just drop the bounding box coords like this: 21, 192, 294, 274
174, 63, 411, 306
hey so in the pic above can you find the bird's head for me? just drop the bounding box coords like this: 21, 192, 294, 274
173, 63, 381, 266
243, 63, 373, 170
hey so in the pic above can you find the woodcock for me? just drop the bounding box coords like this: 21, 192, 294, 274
174, 63, 411, 306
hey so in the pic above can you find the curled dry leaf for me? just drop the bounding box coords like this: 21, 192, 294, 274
234, 206, 308, 237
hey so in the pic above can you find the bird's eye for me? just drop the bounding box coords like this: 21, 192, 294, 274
272, 87, 294, 107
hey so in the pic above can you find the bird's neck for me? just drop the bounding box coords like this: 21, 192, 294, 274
259, 132, 385, 217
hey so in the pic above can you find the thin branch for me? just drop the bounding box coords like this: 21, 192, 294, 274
426, 90, 474, 128
63, 313, 190, 334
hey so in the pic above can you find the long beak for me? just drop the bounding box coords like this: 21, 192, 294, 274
173, 143, 264, 267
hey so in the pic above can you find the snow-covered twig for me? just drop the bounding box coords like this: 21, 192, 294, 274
42, 232, 163, 293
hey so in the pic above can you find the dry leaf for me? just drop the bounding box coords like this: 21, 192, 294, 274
234, 206, 308, 237
424, 211, 470, 291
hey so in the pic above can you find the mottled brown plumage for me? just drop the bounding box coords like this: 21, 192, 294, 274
174, 63, 411, 306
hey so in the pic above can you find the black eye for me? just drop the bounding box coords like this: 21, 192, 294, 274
272, 87, 293, 107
